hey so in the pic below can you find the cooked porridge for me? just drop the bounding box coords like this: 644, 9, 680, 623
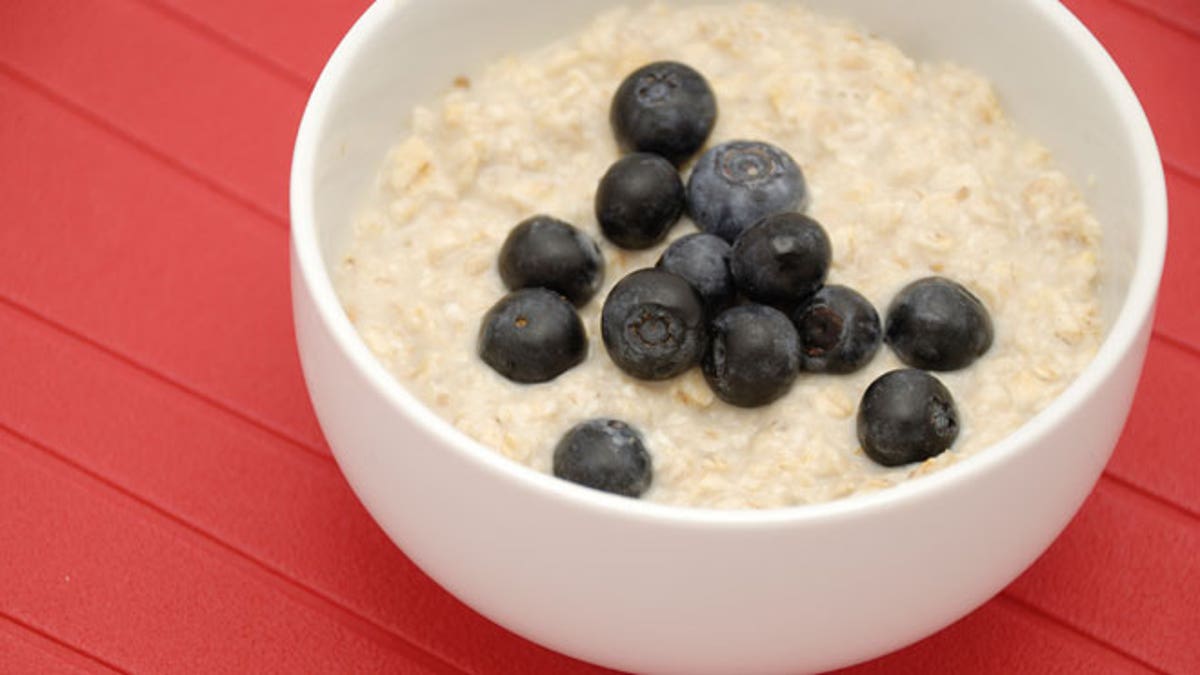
334, 2, 1103, 509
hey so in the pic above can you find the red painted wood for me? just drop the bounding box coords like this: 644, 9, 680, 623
142, 0, 371, 84
0, 638, 85, 675
1107, 337, 1200, 516
1114, 0, 1200, 38
0, 71, 325, 453
1007, 479, 1200, 674
836, 596, 1154, 675
0, 431, 452, 675
0, 615, 111, 675
0, 0, 300, 220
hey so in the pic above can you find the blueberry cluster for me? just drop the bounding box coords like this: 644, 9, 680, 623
478, 215, 603, 384
477, 61, 996, 499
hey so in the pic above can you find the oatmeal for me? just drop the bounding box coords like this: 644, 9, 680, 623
334, 2, 1103, 509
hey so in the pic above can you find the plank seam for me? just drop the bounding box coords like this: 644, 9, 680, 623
1166, 160, 1200, 188
1153, 329, 1200, 364
1101, 0, 1200, 42
995, 594, 1170, 675
0, 293, 333, 465
1100, 470, 1200, 524
127, 0, 315, 92
0, 423, 470, 675
0, 609, 129, 675
1153, 327, 1200, 360
0, 62, 290, 229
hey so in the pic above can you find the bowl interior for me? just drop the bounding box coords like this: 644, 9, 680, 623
294, 0, 1164, 510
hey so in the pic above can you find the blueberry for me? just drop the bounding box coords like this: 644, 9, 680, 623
498, 215, 605, 306
730, 212, 831, 309
792, 285, 882, 374
857, 369, 959, 467
595, 153, 686, 249
885, 277, 994, 371
686, 140, 808, 242
601, 269, 706, 380
656, 233, 735, 311
478, 288, 587, 383
703, 304, 801, 408
553, 418, 652, 497
610, 61, 717, 165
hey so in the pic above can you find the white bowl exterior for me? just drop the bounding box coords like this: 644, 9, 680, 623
290, 1, 1166, 673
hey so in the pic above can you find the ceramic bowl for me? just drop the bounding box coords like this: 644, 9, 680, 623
290, 1, 1166, 672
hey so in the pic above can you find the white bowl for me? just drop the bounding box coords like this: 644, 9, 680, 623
290, 1, 1166, 672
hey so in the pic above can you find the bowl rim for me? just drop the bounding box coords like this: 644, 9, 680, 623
290, 0, 1167, 528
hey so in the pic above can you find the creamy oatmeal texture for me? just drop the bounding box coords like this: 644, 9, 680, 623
335, 2, 1103, 509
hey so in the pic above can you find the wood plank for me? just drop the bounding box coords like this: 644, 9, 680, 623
0, 613, 113, 675
1006, 479, 1200, 675
837, 596, 1153, 675
1113, 0, 1200, 38
0, 431, 451, 675
0, 0, 300, 219
0, 71, 325, 453
140, 0, 369, 84
1106, 337, 1200, 516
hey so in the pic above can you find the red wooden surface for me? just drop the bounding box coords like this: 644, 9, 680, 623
0, 0, 1196, 672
